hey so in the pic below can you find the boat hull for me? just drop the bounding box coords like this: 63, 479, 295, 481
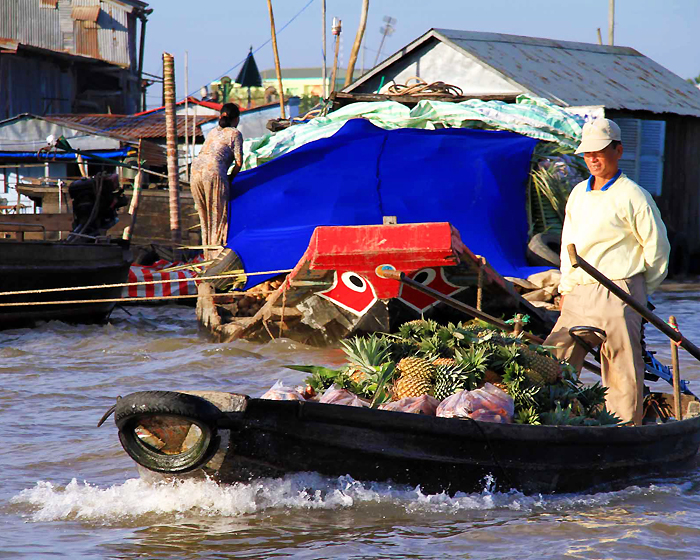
114, 391, 700, 495
0, 240, 132, 328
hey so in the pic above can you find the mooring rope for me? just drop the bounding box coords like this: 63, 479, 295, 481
0, 291, 279, 307
0, 268, 293, 298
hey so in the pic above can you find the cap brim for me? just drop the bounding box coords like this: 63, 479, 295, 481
574, 139, 613, 154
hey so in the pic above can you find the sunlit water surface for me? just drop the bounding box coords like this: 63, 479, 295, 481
3, 291, 700, 559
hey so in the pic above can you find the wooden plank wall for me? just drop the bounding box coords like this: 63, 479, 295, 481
607, 109, 700, 274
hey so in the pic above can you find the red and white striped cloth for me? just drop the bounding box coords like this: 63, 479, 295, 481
123, 257, 203, 299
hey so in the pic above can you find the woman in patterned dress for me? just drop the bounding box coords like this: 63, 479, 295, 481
190, 103, 244, 260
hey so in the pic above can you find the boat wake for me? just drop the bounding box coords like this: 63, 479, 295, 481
10, 472, 690, 524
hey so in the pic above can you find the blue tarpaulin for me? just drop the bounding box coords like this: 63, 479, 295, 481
227, 119, 545, 288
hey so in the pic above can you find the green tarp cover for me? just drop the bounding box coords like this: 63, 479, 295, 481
242, 94, 584, 170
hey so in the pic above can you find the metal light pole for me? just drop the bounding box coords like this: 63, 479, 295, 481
374, 16, 396, 66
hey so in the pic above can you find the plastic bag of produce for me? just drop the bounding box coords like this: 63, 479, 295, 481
319, 385, 370, 407
261, 380, 306, 401
436, 383, 513, 423
379, 394, 440, 415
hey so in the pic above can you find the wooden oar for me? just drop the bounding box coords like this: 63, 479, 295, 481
377, 267, 601, 374
567, 244, 700, 363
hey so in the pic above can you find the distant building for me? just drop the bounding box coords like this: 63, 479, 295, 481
0, 0, 151, 118
207, 67, 362, 108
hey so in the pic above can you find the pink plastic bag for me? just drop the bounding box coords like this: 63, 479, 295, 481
261, 380, 306, 401
436, 383, 513, 423
319, 386, 370, 407
379, 394, 440, 415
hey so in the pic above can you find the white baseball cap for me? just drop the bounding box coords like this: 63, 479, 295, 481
575, 118, 622, 154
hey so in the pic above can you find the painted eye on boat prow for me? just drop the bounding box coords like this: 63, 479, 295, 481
410, 268, 437, 285
340, 271, 369, 292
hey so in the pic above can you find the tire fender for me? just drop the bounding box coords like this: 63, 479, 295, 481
115, 391, 222, 474
527, 232, 561, 268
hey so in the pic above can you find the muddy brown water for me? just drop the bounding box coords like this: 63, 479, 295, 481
3, 290, 700, 559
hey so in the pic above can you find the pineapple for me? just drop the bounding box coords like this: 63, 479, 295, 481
396, 357, 436, 381
394, 374, 434, 399
519, 346, 561, 385
391, 357, 437, 400
431, 357, 456, 367
434, 361, 482, 401
340, 335, 392, 384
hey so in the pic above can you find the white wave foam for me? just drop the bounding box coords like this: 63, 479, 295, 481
11, 473, 689, 523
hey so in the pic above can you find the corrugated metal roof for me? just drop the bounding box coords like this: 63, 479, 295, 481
432, 29, 700, 116
0, 113, 166, 166
47, 113, 218, 139
348, 28, 700, 117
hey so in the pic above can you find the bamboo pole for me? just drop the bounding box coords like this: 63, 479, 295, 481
184, 51, 190, 181
162, 52, 182, 245
267, 0, 286, 119
345, 0, 369, 86
670, 316, 683, 420
330, 18, 342, 95
321, 0, 327, 98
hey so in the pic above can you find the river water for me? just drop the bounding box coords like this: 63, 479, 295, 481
3, 289, 700, 559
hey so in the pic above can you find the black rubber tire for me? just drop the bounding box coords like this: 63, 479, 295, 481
115, 391, 222, 474
526, 232, 561, 268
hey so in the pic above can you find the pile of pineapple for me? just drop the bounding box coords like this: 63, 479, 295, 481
295, 319, 619, 426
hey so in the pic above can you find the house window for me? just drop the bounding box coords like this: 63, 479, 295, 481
616, 118, 666, 196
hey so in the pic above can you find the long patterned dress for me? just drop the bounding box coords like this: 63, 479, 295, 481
190, 125, 244, 259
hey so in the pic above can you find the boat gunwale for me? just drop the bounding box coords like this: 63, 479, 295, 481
225, 395, 700, 444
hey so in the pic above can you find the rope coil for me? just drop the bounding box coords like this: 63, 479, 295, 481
385, 77, 464, 98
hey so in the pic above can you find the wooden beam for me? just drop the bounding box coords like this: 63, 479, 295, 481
0, 212, 131, 233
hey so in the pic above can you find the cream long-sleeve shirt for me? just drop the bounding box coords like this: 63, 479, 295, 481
558, 173, 670, 295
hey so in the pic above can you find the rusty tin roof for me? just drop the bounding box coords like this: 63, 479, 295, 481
47, 113, 217, 139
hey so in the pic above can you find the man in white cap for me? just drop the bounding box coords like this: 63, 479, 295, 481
544, 118, 670, 425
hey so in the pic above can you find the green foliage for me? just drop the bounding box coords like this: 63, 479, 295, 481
285, 364, 345, 394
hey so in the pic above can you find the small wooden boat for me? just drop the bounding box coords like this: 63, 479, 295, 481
107, 389, 700, 495
0, 239, 132, 328
0, 172, 132, 329
198, 222, 555, 345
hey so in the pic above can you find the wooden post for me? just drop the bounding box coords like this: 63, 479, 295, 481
162, 52, 182, 245
513, 314, 524, 336
191, 102, 197, 166
476, 256, 485, 311
345, 0, 368, 86
76, 154, 88, 178
596, 28, 603, 45
670, 315, 683, 421
330, 18, 342, 95
122, 141, 143, 243
608, 0, 615, 46
184, 51, 189, 181
267, 0, 286, 119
